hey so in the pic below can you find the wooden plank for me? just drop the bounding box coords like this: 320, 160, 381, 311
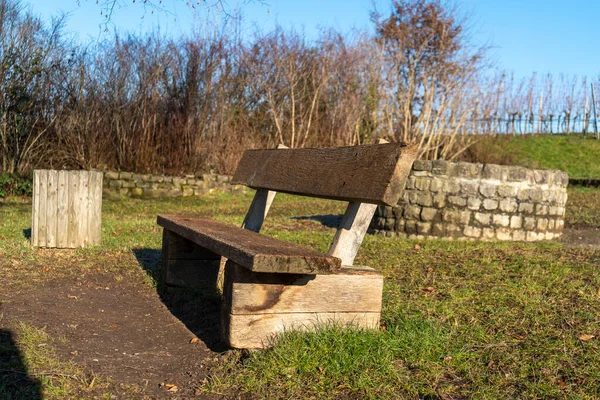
37, 170, 48, 247
67, 171, 80, 248
31, 170, 40, 246
231, 143, 417, 206
56, 170, 69, 248
157, 215, 341, 274
45, 170, 58, 248
223, 262, 383, 315
328, 202, 378, 266
241, 189, 276, 232
87, 171, 103, 245
222, 311, 380, 349
78, 171, 90, 246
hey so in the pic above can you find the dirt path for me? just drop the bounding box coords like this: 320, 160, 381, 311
0, 274, 223, 399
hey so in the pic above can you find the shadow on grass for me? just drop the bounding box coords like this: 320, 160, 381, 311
132, 248, 226, 352
291, 214, 342, 228
0, 329, 42, 399
22, 228, 31, 240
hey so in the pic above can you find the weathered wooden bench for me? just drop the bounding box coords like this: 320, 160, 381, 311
157, 143, 417, 349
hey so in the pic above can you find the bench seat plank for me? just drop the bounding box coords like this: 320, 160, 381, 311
231, 143, 417, 206
157, 215, 341, 274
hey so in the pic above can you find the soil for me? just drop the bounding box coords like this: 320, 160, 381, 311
0, 273, 226, 399
559, 227, 600, 249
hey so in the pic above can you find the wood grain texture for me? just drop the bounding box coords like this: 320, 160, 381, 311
222, 311, 381, 349
67, 171, 80, 248
157, 215, 341, 274
37, 170, 48, 247
31, 170, 40, 246
89, 171, 103, 245
241, 188, 276, 233
56, 170, 69, 248
328, 202, 378, 266
45, 170, 58, 248
77, 171, 89, 246
223, 262, 383, 315
231, 143, 417, 206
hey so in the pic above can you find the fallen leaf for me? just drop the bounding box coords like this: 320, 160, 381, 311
443, 355, 452, 362
578, 334, 595, 341
168, 386, 178, 392
414, 244, 421, 250
67, 295, 78, 299
421, 286, 434, 292
190, 337, 199, 344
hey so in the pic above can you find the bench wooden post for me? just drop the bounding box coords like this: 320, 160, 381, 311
161, 230, 221, 288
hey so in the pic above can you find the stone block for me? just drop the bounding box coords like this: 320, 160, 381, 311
119, 172, 132, 180
512, 230, 526, 241
556, 219, 564, 230
458, 162, 483, 178
474, 212, 491, 226
405, 220, 417, 234
429, 178, 443, 193
464, 226, 481, 238
461, 180, 479, 195
443, 180, 461, 194
545, 232, 555, 240
421, 207, 438, 222
104, 171, 119, 180
431, 223, 446, 237
109, 180, 122, 189
182, 187, 194, 197
479, 183, 498, 198
510, 215, 523, 229
537, 218, 548, 230
535, 204, 549, 216
518, 203, 534, 214
432, 194, 447, 208
118, 188, 130, 195
148, 175, 165, 183
404, 205, 422, 220
507, 166, 532, 183
442, 210, 459, 223
392, 207, 404, 219
493, 214, 510, 227
217, 175, 231, 183
534, 170, 549, 184
394, 218, 405, 232
143, 188, 168, 197
135, 180, 151, 188
375, 217, 386, 230
497, 184, 518, 198
414, 177, 431, 191
383, 206, 394, 218
412, 171, 431, 177
445, 224, 462, 237
496, 228, 511, 241
121, 180, 136, 189
526, 231, 543, 242
130, 188, 143, 196
413, 159, 432, 171
416, 222, 432, 235
482, 164, 506, 181
499, 199, 518, 213
448, 195, 467, 207
528, 189, 543, 202
523, 217, 536, 231
384, 218, 395, 231
482, 227, 495, 240
482, 199, 498, 211
172, 177, 187, 187
459, 211, 472, 225
416, 192, 433, 207
517, 189, 530, 201
467, 197, 482, 210
548, 219, 555, 230
405, 176, 416, 190
202, 173, 216, 182
432, 160, 449, 175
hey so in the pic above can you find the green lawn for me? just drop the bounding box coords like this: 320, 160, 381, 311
469, 134, 600, 179
1, 188, 599, 399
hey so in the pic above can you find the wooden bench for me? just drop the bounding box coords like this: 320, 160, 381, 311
157, 143, 417, 349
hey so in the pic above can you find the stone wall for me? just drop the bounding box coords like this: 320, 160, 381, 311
371, 161, 569, 241
102, 171, 246, 197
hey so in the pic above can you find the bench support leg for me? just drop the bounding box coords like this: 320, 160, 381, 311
161, 229, 221, 288
221, 261, 383, 349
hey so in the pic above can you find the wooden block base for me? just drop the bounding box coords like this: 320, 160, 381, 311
221, 261, 383, 349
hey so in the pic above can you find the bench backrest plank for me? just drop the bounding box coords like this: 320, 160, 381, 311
232, 143, 417, 207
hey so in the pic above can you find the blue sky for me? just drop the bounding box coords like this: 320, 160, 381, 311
24, 0, 600, 80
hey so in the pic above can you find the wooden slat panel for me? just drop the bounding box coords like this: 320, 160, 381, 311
223, 311, 380, 349
37, 170, 48, 247
67, 171, 80, 248
31, 170, 40, 246
45, 170, 58, 248
78, 171, 89, 246
89, 171, 103, 245
223, 262, 382, 315
231, 143, 417, 206
56, 170, 69, 248
157, 215, 341, 274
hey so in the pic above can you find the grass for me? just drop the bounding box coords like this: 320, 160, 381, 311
469, 134, 600, 179
1, 188, 600, 398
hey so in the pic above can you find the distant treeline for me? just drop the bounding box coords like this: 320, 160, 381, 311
0, 0, 598, 175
